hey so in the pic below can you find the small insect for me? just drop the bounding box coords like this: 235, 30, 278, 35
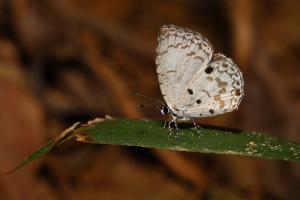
156, 24, 244, 129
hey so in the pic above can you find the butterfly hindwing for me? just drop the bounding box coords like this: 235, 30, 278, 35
180, 53, 244, 117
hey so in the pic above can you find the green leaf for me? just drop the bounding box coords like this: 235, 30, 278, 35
74, 118, 300, 162
6, 118, 300, 173
6, 140, 55, 173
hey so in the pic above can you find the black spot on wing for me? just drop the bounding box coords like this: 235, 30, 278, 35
205, 66, 214, 74
187, 88, 193, 95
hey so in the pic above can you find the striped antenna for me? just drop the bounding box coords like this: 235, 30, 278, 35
131, 92, 165, 110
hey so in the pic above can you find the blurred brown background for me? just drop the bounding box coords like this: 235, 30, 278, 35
1, 0, 300, 199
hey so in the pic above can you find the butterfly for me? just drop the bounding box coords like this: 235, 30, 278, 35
155, 25, 244, 128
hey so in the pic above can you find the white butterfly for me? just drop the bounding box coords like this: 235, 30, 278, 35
155, 25, 244, 128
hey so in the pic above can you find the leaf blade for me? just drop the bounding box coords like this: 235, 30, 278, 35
7, 118, 300, 173
75, 119, 300, 162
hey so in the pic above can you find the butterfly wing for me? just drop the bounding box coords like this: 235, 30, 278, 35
156, 25, 214, 113
180, 53, 244, 117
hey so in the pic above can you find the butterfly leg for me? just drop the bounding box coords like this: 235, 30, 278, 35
171, 119, 179, 130
191, 117, 200, 129
166, 118, 179, 136
168, 121, 172, 129
163, 121, 168, 128
162, 120, 175, 129
167, 121, 174, 136
188, 116, 203, 135
173, 118, 180, 136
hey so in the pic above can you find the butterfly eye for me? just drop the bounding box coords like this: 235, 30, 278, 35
161, 105, 169, 115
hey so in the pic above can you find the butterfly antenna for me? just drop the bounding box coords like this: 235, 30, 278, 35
131, 92, 165, 109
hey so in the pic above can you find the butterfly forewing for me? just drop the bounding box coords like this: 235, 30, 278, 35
156, 25, 214, 112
